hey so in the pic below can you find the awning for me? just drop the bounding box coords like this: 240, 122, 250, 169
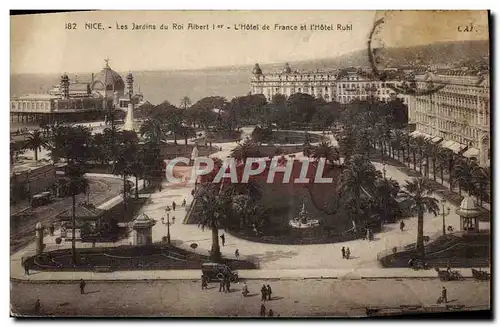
410, 131, 421, 137
463, 147, 479, 158
441, 140, 455, 149
431, 136, 443, 143
448, 141, 467, 154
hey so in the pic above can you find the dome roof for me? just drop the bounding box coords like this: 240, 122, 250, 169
252, 63, 262, 75
92, 62, 125, 92
456, 196, 482, 218
283, 63, 292, 74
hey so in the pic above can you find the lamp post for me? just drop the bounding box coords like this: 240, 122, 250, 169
440, 199, 451, 236
161, 207, 173, 245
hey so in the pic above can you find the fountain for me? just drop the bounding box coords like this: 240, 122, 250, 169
289, 201, 319, 229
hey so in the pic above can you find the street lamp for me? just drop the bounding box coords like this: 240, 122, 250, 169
440, 199, 451, 236
161, 207, 173, 245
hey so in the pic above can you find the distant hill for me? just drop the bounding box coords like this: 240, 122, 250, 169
242, 40, 490, 73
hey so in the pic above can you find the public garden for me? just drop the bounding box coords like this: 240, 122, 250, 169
11, 93, 491, 276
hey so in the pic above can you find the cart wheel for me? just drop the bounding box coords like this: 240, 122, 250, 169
216, 273, 224, 280
230, 275, 237, 283
439, 276, 446, 281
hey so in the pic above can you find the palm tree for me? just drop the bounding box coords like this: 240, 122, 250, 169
441, 148, 457, 192
399, 177, 439, 258
435, 148, 448, 185
196, 184, 232, 262
424, 142, 440, 180
139, 117, 167, 145
409, 137, 418, 171
113, 132, 138, 209
23, 130, 48, 161
454, 159, 478, 196
340, 154, 378, 226
66, 163, 88, 265
230, 139, 260, 163
312, 141, 339, 165
472, 166, 489, 205
180, 96, 192, 110
412, 136, 428, 175
391, 130, 405, 162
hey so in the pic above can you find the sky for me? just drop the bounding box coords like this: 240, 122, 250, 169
10, 10, 489, 74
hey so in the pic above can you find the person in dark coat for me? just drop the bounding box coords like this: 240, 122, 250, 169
201, 275, 208, 290
79, 279, 86, 294
34, 299, 41, 315
24, 263, 29, 276
261, 284, 268, 301
235, 249, 240, 258
172, 201, 176, 211
220, 234, 225, 247
268, 309, 274, 317
266, 284, 272, 300
260, 304, 266, 317
341, 246, 346, 259
219, 279, 224, 292
49, 223, 55, 236
225, 277, 231, 293
441, 287, 448, 303
400, 220, 405, 232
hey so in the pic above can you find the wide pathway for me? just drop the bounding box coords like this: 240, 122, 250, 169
11, 279, 490, 317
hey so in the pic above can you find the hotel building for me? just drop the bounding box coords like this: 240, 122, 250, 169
250, 63, 408, 105
407, 71, 490, 167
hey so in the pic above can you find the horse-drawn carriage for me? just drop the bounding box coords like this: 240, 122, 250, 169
471, 268, 490, 281
435, 267, 464, 281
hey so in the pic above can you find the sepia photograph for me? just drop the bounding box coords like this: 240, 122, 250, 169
9, 10, 491, 318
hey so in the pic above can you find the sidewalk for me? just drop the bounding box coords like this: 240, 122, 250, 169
11, 267, 489, 283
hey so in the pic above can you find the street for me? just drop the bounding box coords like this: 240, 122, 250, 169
11, 278, 490, 317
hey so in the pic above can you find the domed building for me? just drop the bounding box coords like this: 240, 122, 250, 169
91, 59, 126, 100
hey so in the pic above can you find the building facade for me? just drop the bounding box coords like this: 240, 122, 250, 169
10, 60, 143, 125
408, 71, 490, 167
250, 63, 408, 105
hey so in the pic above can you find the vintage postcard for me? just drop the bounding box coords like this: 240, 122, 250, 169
10, 10, 491, 317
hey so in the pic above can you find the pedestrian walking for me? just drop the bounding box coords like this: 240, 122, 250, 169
261, 284, 268, 301
226, 278, 231, 293
49, 223, 55, 236
220, 234, 225, 247
260, 304, 266, 317
219, 279, 224, 292
268, 309, 274, 317
182, 199, 187, 207
24, 263, 29, 276
242, 282, 249, 297
441, 286, 448, 303
79, 279, 86, 295
201, 275, 208, 290
235, 249, 240, 259
34, 299, 41, 315
341, 246, 346, 259
266, 284, 272, 300
400, 220, 405, 232
172, 201, 176, 211
346, 247, 351, 260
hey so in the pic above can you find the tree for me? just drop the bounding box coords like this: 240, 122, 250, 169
113, 131, 138, 209
23, 130, 48, 161
340, 154, 378, 226
312, 141, 339, 166
139, 117, 167, 145
472, 166, 489, 205
230, 139, 260, 163
453, 159, 478, 196
399, 177, 439, 258
195, 183, 232, 262
180, 96, 192, 110
66, 163, 88, 265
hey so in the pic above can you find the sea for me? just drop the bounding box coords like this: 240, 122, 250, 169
10, 66, 255, 131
